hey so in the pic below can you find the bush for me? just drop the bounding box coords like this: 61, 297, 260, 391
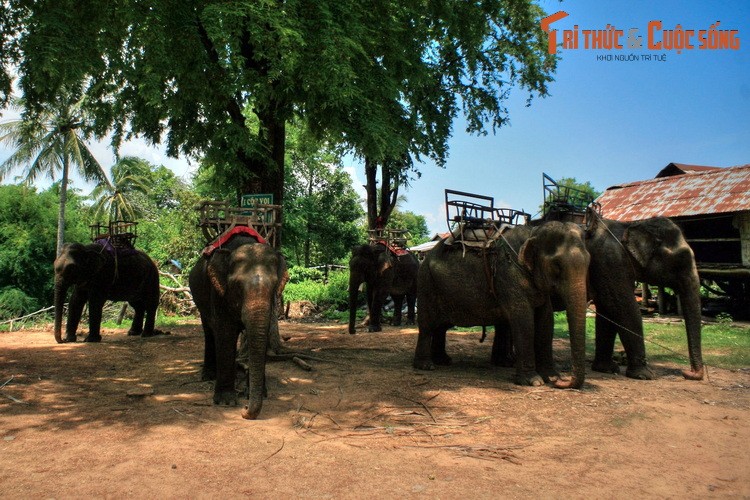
282, 269, 350, 312
287, 265, 325, 284
0, 287, 39, 320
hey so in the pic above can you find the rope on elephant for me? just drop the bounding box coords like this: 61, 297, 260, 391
586, 305, 710, 381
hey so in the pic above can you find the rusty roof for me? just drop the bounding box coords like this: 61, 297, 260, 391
596, 164, 750, 221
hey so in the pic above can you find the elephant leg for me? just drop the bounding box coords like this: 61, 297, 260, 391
84, 298, 105, 342
534, 302, 559, 383
201, 318, 217, 381
391, 294, 404, 326
511, 309, 544, 387
128, 302, 145, 336
139, 300, 158, 338
65, 290, 87, 342
592, 311, 619, 373
414, 326, 436, 370
213, 321, 240, 406
430, 325, 451, 366
615, 303, 653, 380
414, 322, 451, 369
405, 292, 416, 325
368, 288, 388, 332
491, 318, 515, 367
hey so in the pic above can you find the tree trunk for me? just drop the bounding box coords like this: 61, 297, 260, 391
56, 152, 69, 257
364, 157, 400, 232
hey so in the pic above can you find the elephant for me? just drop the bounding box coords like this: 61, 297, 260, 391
348, 243, 419, 334
53, 241, 160, 343
189, 234, 287, 420
585, 211, 704, 380
413, 221, 590, 389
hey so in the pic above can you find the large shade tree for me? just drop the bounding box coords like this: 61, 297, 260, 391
0, 92, 111, 255
1, 0, 556, 232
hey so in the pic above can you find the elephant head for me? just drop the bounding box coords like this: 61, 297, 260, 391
621, 217, 704, 380
203, 243, 287, 420
348, 244, 390, 334
53, 243, 107, 343
518, 221, 590, 389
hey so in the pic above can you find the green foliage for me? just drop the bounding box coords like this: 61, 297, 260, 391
0, 287, 39, 319
287, 266, 325, 284
5, 0, 556, 207
283, 128, 364, 266
283, 269, 350, 312
387, 209, 430, 246
0, 184, 89, 307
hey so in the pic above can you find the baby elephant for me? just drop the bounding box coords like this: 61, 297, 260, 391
189, 235, 287, 419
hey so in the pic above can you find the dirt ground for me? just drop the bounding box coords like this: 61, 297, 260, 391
1, 319, 748, 499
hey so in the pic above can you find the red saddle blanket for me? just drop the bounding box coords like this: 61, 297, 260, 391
376, 240, 410, 257
202, 226, 267, 256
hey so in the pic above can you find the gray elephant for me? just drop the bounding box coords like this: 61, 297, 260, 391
586, 212, 704, 380
348, 243, 419, 334
53, 241, 160, 343
189, 235, 287, 420
414, 221, 590, 389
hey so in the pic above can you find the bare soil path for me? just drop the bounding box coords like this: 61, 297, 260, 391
1, 321, 748, 498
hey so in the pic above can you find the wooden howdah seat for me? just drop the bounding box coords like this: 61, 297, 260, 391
195, 200, 282, 249
444, 189, 529, 248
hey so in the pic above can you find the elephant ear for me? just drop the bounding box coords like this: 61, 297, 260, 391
206, 249, 232, 298
622, 225, 658, 269
518, 236, 537, 272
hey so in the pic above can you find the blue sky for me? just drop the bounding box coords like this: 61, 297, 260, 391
387, 0, 750, 234
1, 0, 748, 236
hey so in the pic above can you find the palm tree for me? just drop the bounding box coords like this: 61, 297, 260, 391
89, 156, 151, 223
0, 91, 111, 256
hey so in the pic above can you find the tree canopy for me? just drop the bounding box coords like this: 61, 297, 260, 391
1, 0, 556, 212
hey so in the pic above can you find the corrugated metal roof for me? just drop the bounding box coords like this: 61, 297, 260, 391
596, 164, 750, 221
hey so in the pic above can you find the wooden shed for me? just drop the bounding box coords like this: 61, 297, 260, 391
595, 163, 750, 316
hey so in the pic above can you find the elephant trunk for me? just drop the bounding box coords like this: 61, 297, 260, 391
239, 300, 272, 420
554, 277, 588, 390
348, 273, 361, 335
53, 278, 68, 344
677, 273, 704, 380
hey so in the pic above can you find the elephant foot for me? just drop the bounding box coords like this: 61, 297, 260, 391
413, 357, 436, 371
348, 327, 357, 335
431, 352, 452, 366
64, 333, 78, 343
538, 368, 561, 383
213, 389, 238, 406
591, 359, 621, 374
625, 364, 655, 380
127, 329, 141, 336
368, 325, 382, 333
83, 334, 102, 343
241, 401, 262, 420
682, 367, 705, 381
405, 317, 416, 326
490, 353, 515, 368
515, 372, 545, 387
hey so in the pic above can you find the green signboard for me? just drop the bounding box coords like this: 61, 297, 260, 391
241, 193, 274, 208
241, 193, 274, 222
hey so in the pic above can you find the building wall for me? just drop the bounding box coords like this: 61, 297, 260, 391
736, 212, 750, 266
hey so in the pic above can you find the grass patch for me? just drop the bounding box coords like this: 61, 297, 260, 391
552, 313, 750, 370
